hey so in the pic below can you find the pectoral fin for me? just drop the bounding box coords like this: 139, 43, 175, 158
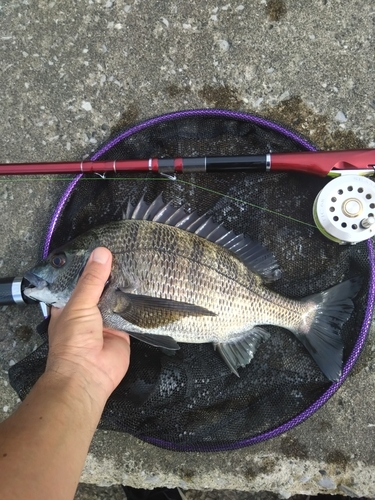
113, 289, 216, 328
215, 327, 270, 377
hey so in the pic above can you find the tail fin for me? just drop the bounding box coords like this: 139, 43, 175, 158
295, 277, 362, 382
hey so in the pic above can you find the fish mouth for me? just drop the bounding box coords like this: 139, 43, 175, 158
23, 271, 68, 308
23, 271, 49, 290
23, 271, 53, 305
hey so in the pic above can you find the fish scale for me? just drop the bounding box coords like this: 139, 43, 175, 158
23, 196, 361, 381
94, 222, 332, 339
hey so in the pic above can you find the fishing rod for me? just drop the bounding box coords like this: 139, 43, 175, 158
0, 149, 374, 177
1, 148, 375, 307
0, 277, 36, 305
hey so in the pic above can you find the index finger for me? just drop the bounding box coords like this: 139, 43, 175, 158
68, 247, 112, 310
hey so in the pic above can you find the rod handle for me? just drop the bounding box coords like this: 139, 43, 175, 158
0, 277, 36, 305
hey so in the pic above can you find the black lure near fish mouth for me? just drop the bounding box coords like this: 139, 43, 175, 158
23, 194, 361, 381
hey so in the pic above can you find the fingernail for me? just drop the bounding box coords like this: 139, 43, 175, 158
91, 247, 109, 264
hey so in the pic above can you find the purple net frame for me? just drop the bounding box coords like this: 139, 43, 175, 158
42, 109, 375, 452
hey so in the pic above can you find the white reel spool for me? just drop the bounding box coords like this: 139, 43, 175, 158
313, 174, 375, 244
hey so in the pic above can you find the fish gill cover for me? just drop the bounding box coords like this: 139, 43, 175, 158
8, 110, 374, 451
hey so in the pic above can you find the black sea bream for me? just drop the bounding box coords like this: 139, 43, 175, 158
24, 195, 360, 381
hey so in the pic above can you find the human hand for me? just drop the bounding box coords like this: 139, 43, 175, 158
46, 247, 130, 409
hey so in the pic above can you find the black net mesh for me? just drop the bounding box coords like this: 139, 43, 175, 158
8, 112, 371, 451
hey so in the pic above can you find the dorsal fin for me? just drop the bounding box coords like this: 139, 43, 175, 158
124, 195, 281, 282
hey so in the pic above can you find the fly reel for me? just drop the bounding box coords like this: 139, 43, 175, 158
313, 174, 375, 244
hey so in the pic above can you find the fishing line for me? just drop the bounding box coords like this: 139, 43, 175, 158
0, 174, 318, 229
176, 179, 318, 229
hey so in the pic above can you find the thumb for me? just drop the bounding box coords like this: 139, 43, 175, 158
68, 247, 112, 310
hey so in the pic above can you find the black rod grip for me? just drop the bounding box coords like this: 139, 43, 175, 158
205, 155, 267, 172
0, 277, 36, 305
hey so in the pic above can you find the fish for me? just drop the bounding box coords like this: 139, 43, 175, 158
23, 194, 361, 381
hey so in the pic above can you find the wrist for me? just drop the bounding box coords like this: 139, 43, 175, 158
39, 368, 107, 424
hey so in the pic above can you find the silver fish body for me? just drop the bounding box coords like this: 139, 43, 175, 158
102, 221, 313, 339
24, 196, 361, 381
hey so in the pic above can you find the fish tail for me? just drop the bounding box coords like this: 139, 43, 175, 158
294, 277, 362, 382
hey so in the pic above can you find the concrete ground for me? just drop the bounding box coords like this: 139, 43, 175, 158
0, 0, 374, 498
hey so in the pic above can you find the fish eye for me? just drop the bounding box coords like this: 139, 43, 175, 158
50, 253, 66, 268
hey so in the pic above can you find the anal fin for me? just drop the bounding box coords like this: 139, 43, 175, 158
215, 327, 270, 377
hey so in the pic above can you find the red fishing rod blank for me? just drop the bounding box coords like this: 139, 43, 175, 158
0, 149, 374, 176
